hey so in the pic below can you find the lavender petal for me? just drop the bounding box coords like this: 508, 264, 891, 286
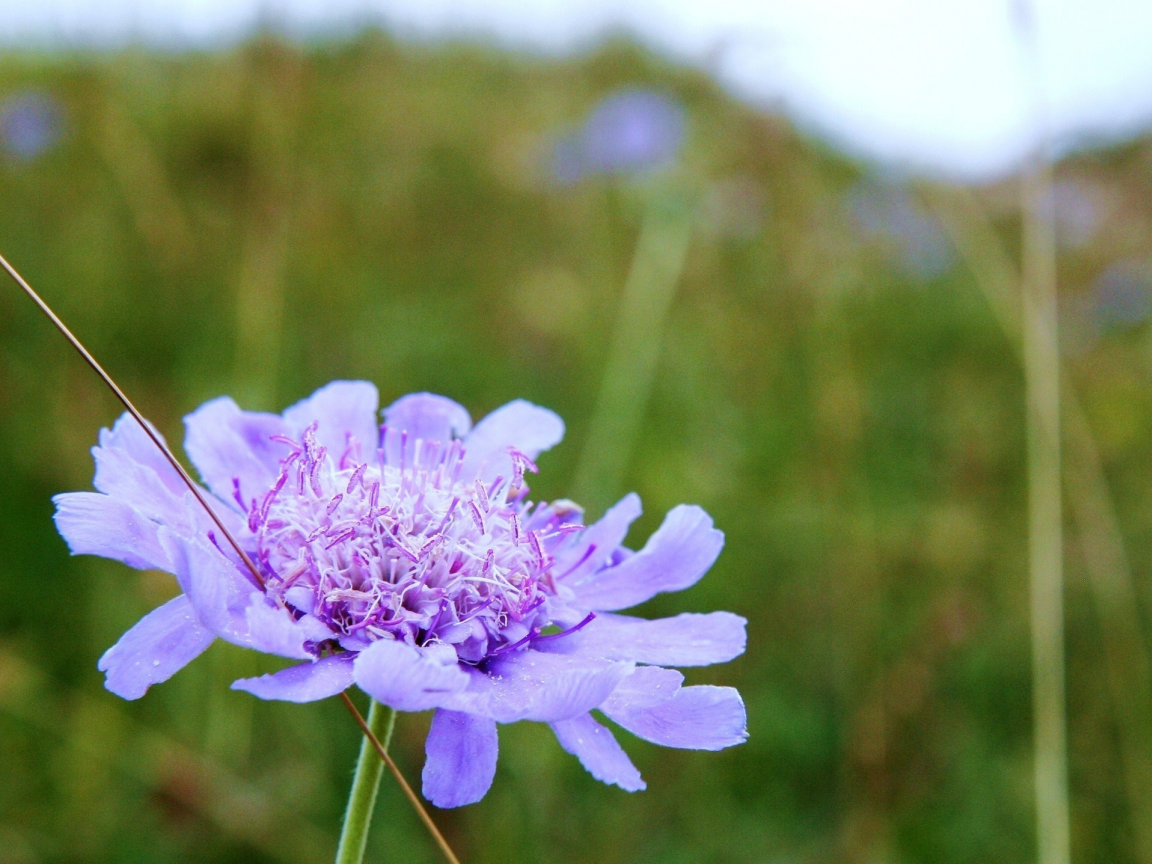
244, 598, 334, 660
551, 712, 645, 792
53, 492, 169, 571
603, 684, 747, 751
352, 638, 470, 712
231, 654, 355, 702
601, 665, 685, 712
421, 710, 498, 808
571, 505, 723, 611
92, 422, 188, 526
184, 396, 289, 505
460, 399, 564, 482
158, 528, 257, 644
442, 650, 634, 723
383, 393, 472, 445
555, 492, 641, 583
94, 413, 184, 496
542, 611, 747, 667
282, 380, 380, 463
98, 595, 215, 700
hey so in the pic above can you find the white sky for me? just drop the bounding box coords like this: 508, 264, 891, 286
2, 0, 1152, 179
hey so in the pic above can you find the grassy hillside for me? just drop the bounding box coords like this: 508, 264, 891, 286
2, 31, 1152, 864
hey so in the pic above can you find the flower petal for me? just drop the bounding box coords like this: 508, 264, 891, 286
602, 665, 685, 712
421, 710, 498, 808
556, 493, 642, 585
184, 396, 288, 504
442, 651, 634, 723
383, 393, 471, 445
551, 712, 645, 792
352, 638, 470, 712
244, 599, 334, 660
158, 529, 257, 644
97, 595, 215, 700
602, 684, 748, 751
571, 505, 724, 611
460, 399, 564, 482
546, 611, 747, 667
231, 654, 355, 702
94, 414, 184, 496
282, 381, 380, 464
53, 492, 170, 571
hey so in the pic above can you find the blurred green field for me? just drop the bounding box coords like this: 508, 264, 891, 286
3, 30, 1152, 864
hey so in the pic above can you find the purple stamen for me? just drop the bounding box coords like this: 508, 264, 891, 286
436, 497, 460, 534
469, 501, 486, 534
419, 533, 444, 558
269, 434, 302, 451
555, 543, 597, 580
475, 478, 490, 512
325, 529, 358, 550
490, 628, 539, 656
423, 599, 448, 644
232, 477, 247, 512
248, 502, 263, 533
347, 463, 367, 494
309, 446, 327, 496
532, 612, 597, 643
528, 530, 547, 567
339, 432, 361, 470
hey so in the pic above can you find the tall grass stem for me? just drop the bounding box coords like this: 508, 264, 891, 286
926, 185, 1152, 864
1021, 150, 1071, 864
573, 188, 694, 513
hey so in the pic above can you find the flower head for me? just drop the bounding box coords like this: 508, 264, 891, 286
846, 180, 952, 281
55, 383, 747, 806
554, 88, 686, 183
1091, 259, 1152, 332
1, 92, 63, 161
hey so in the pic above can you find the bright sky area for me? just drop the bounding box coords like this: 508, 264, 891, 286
1, 0, 1151, 178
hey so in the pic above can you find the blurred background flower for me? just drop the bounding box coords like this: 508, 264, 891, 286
846, 180, 954, 281
0, 91, 63, 161
1091, 259, 1152, 332
553, 89, 685, 183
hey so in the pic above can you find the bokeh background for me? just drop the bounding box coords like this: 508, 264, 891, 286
3, 4, 1152, 863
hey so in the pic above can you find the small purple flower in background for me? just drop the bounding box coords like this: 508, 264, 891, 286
54, 382, 747, 806
846, 180, 953, 281
1091, 259, 1152, 332
553, 89, 686, 183
0, 92, 63, 161
1053, 179, 1109, 251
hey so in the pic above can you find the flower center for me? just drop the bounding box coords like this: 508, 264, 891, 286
236, 422, 583, 663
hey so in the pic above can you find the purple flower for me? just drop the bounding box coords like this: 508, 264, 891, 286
846, 181, 953, 281
553, 89, 686, 182
0, 92, 63, 161
54, 383, 747, 806
1091, 260, 1152, 332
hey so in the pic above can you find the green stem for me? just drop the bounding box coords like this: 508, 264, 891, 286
335, 699, 397, 864
572, 186, 695, 514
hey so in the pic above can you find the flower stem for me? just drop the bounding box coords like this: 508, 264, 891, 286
336, 694, 462, 864
572, 185, 695, 514
335, 699, 397, 864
